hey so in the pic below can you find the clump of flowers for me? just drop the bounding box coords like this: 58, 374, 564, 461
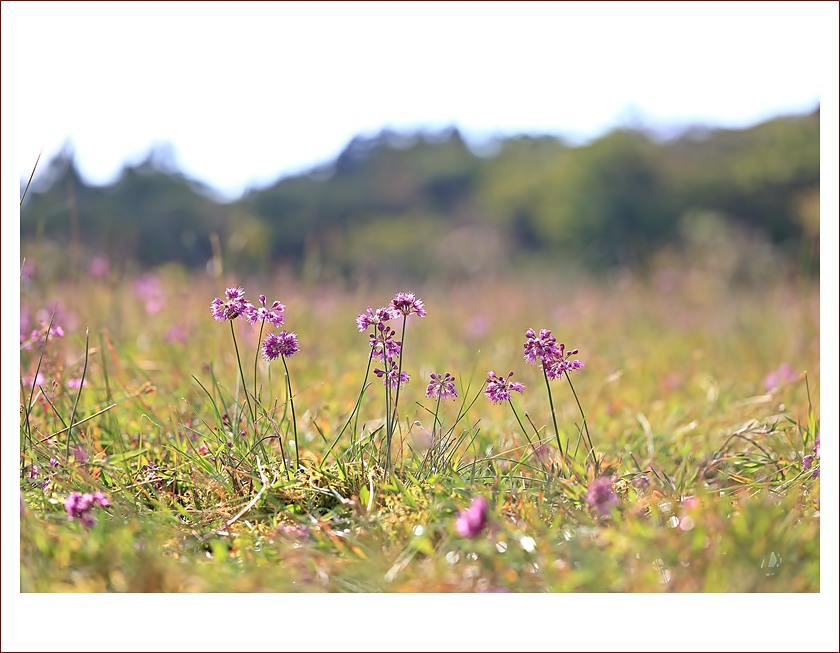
484, 371, 524, 404
455, 496, 489, 539
586, 476, 618, 516
246, 295, 285, 328
356, 306, 397, 332
210, 286, 251, 322
390, 292, 426, 317
426, 372, 457, 400
374, 360, 410, 389
65, 491, 110, 527
262, 331, 300, 360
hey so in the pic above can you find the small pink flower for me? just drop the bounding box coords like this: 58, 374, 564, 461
455, 497, 489, 538
197, 442, 211, 455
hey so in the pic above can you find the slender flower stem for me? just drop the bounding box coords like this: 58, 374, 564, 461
65, 329, 90, 460
507, 398, 536, 451
432, 392, 443, 446
542, 365, 565, 468
253, 320, 266, 406
281, 355, 299, 472
321, 347, 374, 468
384, 372, 392, 471
230, 321, 255, 425
565, 372, 594, 462
386, 314, 408, 474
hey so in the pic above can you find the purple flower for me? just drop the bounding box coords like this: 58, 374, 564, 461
49, 458, 59, 468
455, 497, 489, 538
210, 286, 251, 322
523, 328, 561, 364
484, 371, 524, 404
65, 491, 109, 527
356, 306, 397, 332
246, 296, 285, 328
586, 476, 618, 516
27, 465, 40, 479
369, 324, 401, 363
67, 378, 87, 390
426, 372, 458, 400
88, 255, 110, 279
390, 292, 426, 318
815, 432, 820, 460
803, 454, 814, 471
764, 363, 798, 392
133, 273, 165, 314
163, 324, 188, 344
262, 331, 300, 361
277, 524, 311, 539
374, 361, 410, 389
544, 343, 585, 380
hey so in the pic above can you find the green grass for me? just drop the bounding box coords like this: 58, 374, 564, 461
19, 267, 820, 597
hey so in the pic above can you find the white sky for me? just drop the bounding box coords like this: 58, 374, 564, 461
1, 1, 833, 199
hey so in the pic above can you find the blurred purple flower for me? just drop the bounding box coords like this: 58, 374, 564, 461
163, 324, 188, 344
134, 273, 166, 315
246, 296, 285, 328
523, 328, 561, 365
70, 444, 89, 464
21, 260, 35, 283
356, 306, 397, 332
390, 292, 426, 318
49, 458, 59, 468
65, 491, 109, 527
455, 496, 489, 538
67, 378, 87, 390
764, 363, 797, 392
88, 255, 110, 279
426, 372, 458, 400
586, 476, 618, 516
802, 454, 814, 470
484, 371, 524, 404
27, 465, 40, 479
277, 523, 311, 539
815, 432, 820, 460
262, 331, 300, 361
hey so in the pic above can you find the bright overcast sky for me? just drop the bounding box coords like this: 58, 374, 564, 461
1, 1, 836, 199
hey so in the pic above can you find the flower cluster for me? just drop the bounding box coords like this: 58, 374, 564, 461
586, 476, 618, 516
210, 286, 250, 322
455, 496, 489, 538
262, 330, 300, 361
484, 371, 524, 404
65, 491, 110, 527
357, 292, 425, 389
246, 295, 285, 328
356, 306, 397, 332
523, 327, 584, 380
426, 372, 457, 400
374, 360, 410, 389
390, 292, 426, 317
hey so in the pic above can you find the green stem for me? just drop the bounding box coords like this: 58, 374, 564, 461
565, 372, 594, 463
542, 365, 565, 469
387, 315, 408, 474
230, 321, 254, 425
65, 329, 90, 460
253, 320, 265, 408
281, 355, 299, 472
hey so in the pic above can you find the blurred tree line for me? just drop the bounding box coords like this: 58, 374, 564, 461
20, 108, 819, 283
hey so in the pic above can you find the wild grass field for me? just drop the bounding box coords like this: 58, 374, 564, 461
19, 260, 820, 595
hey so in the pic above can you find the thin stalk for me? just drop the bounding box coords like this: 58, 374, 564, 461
565, 372, 594, 461
20, 151, 42, 206
542, 365, 565, 469
230, 321, 254, 425
387, 315, 408, 473
320, 348, 374, 470
253, 320, 266, 406
65, 329, 91, 460
281, 355, 299, 472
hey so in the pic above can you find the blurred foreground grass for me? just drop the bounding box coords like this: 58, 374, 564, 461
19, 267, 820, 592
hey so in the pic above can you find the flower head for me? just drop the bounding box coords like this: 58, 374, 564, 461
390, 292, 426, 318
356, 306, 397, 332
262, 331, 300, 361
484, 371, 524, 404
65, 491, 109, 527
544, 342, 585, 380
369, 324, 401, 363
523, 328, 561, 364
374, 362, 410, 389
211, 286, 251, 322
586, 476, 618, 516
455, 496, 489, 538
246, 296, 285, 328
426, 372, 458, 400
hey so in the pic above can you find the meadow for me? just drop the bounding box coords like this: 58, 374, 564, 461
19, 259, 820, 594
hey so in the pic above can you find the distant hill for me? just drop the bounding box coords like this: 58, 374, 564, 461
21, 109, 819, 281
